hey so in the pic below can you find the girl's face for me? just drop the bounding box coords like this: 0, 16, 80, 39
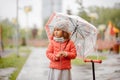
53, 28, 63, 38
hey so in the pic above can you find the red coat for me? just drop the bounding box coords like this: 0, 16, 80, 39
46, 40, 77, 70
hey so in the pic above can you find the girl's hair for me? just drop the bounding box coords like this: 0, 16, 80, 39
52, 29, 70, 39
63, 31, 70, 39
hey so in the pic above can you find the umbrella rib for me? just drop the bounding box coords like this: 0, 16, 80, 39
77, 29, 85, 39
68, 18, 78, 36
76, 29, 86, 58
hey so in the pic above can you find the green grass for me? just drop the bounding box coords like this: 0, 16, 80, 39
72, 58, 85, 65
0, 47, 31, 80
86, 55, 106, 60
72, 55, 106, 65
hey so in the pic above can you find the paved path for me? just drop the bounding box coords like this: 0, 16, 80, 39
17, 48, 49, 80
17, 48, 120, 80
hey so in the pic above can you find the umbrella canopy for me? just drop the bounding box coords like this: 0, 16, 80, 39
45, 12, 98, 58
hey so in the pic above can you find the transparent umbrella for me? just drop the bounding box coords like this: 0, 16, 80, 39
45, 12, 98, 58
45, 12, 102, 80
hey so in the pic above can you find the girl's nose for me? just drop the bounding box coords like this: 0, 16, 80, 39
54, 31, 58, 36
56, 32, 58, 35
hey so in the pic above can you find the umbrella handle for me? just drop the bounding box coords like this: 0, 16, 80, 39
84, 59, 102, 63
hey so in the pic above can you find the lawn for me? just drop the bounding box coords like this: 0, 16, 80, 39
0, 47, 31, 80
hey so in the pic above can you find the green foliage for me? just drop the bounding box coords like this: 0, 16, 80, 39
0, 19, 14, 40
77, 1, 120, 29
91, 7, 120, 29
0, 47, 31, 80
78, 11, 91, 22
20, 29, 26, 38
88, 6, 120, 29
0, 19, 15, 47
72, 58, 85, 65
110, 8, 120, 29
40, 28, 48, 39
0, 54, 25, 68
86, 55, 106, 60
0, 54, 28, 80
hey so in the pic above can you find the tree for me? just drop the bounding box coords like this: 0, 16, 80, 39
78, 11, 91, 22
0, 19, 14, 47
76, 0, 91, 22
20, 29, 26, 46
0, 25, 4, 52
87, 6, 120, 29
76, 1, 120, 29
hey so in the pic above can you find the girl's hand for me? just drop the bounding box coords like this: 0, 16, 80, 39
56, 52, 62, 58
61, 51, 68, 57
55, 52, 62, 61
56, 51, 68, 58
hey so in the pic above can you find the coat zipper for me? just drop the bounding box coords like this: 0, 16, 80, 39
59, 40, 69, 69
60, 43, 62, 69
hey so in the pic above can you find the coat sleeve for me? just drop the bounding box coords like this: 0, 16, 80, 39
46, 41, 56, 61
67, 41, 77, 59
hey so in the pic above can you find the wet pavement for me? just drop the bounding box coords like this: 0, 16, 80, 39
16, 48, 49, 80
72, 53, 120, 80
0, 68, 16, 80
16, 48, 120, 80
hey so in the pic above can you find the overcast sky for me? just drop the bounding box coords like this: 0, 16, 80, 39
0, 0, 120, 28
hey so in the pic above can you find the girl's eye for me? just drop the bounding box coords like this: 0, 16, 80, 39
55, 29, 60, 31
54, 29, 57, 31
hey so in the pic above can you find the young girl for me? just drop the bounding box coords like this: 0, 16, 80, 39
46, 20, 77, 80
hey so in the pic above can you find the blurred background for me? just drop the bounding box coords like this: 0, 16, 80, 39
0, 0, 120, 55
